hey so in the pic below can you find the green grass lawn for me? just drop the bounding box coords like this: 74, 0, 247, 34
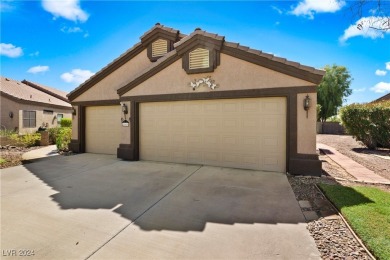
319, 184, 390, 260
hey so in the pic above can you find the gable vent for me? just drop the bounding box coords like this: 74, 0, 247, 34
152, 39, 168, 57
189, 48, 209, 69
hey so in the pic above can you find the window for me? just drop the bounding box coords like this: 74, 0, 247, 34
57, 114, 63, 124
152, 39, 168, 57
23, 111, 36, 128
43, 110, 53, 114
189, 48, 210, 69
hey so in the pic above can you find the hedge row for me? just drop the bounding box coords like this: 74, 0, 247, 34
340, 101, 390, 149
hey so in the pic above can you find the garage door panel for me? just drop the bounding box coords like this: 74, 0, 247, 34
85, 106, 121, 155
140, 98, 286, 172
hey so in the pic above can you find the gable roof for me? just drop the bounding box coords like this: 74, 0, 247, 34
67, 24, 184, 101
373, 93, 390, 103
117, 28, 325, 95
22, 79, 69, 103
0, 76, 72, 109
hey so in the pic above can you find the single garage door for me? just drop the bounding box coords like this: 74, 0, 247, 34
140, 97, 286, 172
85, 106, 121, 154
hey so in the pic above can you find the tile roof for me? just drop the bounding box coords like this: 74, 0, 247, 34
1, 76, 72, 108
373, 93, 390, 103
22, 79, 69, 102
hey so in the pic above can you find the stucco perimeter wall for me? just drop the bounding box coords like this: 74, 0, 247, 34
297, 93, 317, 154
73, 49, 150, 102
123, 54, 315, 97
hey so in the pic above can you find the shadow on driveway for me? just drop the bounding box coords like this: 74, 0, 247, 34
22, 154, 306, 232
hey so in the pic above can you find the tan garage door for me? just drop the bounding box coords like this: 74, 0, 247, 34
85, 106, 121, 155
140, 97, 286, 172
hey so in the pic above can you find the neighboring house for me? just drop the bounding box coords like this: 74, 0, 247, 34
0, 77, 72, 134
67, 24, 325, 176
372, 93, 390, 103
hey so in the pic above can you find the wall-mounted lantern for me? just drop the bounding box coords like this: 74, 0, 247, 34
9, 112, 13, 118
303, 94, 311, 118
72, 107, 77, 116
122, 103, 128, 114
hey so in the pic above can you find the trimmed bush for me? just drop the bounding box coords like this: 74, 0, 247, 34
10, 133, 41, 147
340, 101, 390, 149
48, 127, 60, 144
56, 127, 72, 151
60, 118, 72, 127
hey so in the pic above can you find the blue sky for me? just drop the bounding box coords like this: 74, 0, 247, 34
1, 0, 389, 104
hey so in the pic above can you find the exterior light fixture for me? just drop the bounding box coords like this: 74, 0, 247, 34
72, 107, 77, 116
303, 94, 311, 118
122, 103, 128, 114
9, 112, 13, 118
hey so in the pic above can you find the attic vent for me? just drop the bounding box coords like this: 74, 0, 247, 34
152, 39, 168, 57
189, 48, 209, 69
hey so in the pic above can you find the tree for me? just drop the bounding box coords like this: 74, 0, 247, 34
349, 0, 390, 31
317, 65, 353, 122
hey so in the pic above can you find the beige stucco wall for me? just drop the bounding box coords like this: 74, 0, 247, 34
297, 93, 317, 154
1, 95, 72, 134
123, 54, 315, 97
73, 49, 151, 102
1, 96, 19, 131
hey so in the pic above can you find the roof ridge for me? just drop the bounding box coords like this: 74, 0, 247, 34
22, 80, 69, 103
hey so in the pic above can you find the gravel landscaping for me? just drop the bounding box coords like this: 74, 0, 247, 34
287, 134, 390, 259
0, 145, 41, 169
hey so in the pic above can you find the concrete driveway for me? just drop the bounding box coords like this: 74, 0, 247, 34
1, 154, 320, 259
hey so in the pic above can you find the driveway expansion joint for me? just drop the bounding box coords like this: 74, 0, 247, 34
84, 165, 203, 260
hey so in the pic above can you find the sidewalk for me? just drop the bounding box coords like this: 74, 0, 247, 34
317, 143, 390, 185
22, 145, 59, 161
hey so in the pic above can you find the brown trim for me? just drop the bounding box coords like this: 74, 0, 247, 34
140, 28, 180, 47
71, 99, 120, 106
221, 46, 323, 84
0, 92, 72, 110
79, 106, 86, 153
117, 144, 133, 160
120, 86, 316, 102
121, 86, 321, 175
117, 54, 181, 96
67, 44, 145, 101
69, 139, 81, 153
21, 80, 70, 103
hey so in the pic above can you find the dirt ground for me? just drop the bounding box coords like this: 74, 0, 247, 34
317, 134, 390, 181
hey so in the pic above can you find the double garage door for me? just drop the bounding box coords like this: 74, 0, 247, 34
140, 97, 286, 172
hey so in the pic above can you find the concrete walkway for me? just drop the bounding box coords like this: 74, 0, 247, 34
22, 145, 59, 160
317, 143, 390, 184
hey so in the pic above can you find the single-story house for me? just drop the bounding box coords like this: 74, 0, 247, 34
67, 24, 325, 176
0, 76, 72, 134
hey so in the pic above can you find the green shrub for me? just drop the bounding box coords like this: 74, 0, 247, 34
340, 101, 390, 149
48, 127, 60, 144
56, 127, 71, 151
10, 133, 41, 147
60, 118, 72, 127
316, 104, 322, 122
0, 129, 17, 137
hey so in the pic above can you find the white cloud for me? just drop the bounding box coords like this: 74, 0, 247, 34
370, 82, 390, 93
339, 16, 390, 43
61, 69, 94, 84
29, 51, 40, 57
42, 0, 89, 22
354, 88, 366, 92
375, 70, 387, 76
271, 6, 283, 15
61, 26, 82, 33
0, 43, 23, 57
291, 0, 345, 19
27, 65, 49, 74
386, 62, 390, 70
